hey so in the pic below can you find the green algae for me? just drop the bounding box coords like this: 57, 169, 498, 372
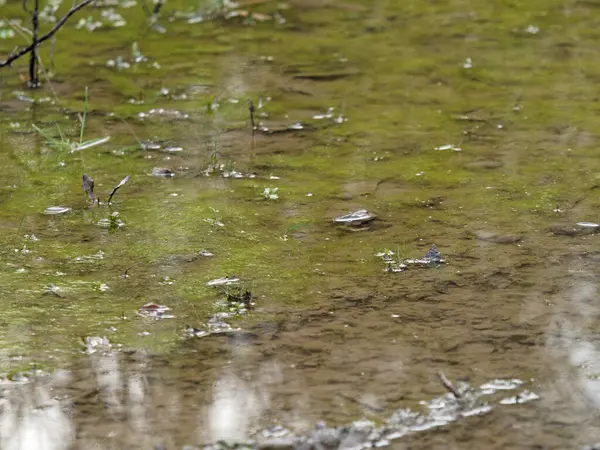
0, 0, 599, 387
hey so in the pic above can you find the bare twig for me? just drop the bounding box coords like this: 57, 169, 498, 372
107, 175, 131, 204
247, 99, 256, 134
153, 0, 164, 15
0, 0, 96, 69
140, 0, 151, 15
122, 261, 141, 278
29, 0, 40, 87
437, 371, 462, 399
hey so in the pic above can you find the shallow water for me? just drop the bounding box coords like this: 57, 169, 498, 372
2, 0, 600, 448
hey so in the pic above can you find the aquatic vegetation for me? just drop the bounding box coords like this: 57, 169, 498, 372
96, 211, 125, 230
33, 87, 110, 152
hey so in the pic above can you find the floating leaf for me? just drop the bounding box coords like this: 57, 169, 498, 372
107, 175, 131, 204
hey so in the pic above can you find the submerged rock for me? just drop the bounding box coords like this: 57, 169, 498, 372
552, 222, 600, 236
473, 230, 522, 244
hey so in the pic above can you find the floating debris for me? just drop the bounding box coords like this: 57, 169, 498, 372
313, 107, 336, 120
138, 109, 189, 121
378, 245, 445, 272
74, 250, 105, 263
222, 170, 245, 179
385, 262, 407, 273
405, 244, 445, 265
44, 206, 71, 215
499, 390, 540, 405
463, 57, 473, 69
185, 325, 209, 338
198, 250, 214, 257
249, 377, 536, 450
480, 379, 523, 392
377, 251, 407, 273
263, 187, 279, 200
44, 284, 65, 298
137, 302, 174, 319
334, 209, 376, 225
142, 141, 162, 151
151, 167, 175, 177
207, 276, 240, 287
525, 25, 540, 35
435, 144, 462, 152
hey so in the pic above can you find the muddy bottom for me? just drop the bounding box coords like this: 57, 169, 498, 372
3, 238, 600, 449
3, 0, 600, 448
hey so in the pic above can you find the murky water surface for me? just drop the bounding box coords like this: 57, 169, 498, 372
2, 0, 600, 448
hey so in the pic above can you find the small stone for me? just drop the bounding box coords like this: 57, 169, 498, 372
465, 160, 504, 169
151, 167, 175, 177
258, 437, 297, 450
473, 230, 522, 244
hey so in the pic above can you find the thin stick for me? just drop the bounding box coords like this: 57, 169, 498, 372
0, 0, 96, 68
79, 86, 88, 144
28, 0, 39, 87
437, 371, 462, 399
153, 0, 164, 15
247, 99, 256, 135
122, 261, 141, 278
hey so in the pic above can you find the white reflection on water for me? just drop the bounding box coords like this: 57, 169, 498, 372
547, 269, 600, 410
0, 382, 74, 450
205, 357, 286, 442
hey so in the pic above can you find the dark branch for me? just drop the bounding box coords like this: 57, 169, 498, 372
0, 0, 96, 69
29, 0, 40, 87
107, 174, 131, 204
153, 0, 163, 15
